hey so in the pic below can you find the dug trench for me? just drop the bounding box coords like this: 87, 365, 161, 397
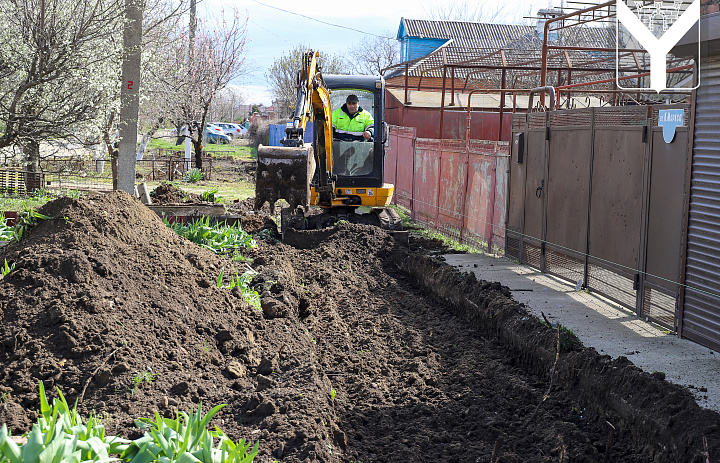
0, 192, 719, 462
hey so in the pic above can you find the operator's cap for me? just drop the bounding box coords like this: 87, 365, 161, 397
346, 94, 359, 103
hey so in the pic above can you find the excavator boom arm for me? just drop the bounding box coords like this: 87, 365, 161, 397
255, 50, 334, 210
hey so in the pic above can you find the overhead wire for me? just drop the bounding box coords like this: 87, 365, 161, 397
249, 0, 394, 39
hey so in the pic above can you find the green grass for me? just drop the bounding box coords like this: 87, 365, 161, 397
389, 205, 484, 253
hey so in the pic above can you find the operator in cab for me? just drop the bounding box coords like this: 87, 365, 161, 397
332, 94, 374, 141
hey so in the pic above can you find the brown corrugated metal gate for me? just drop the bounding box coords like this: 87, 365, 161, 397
506, 105, 691, 331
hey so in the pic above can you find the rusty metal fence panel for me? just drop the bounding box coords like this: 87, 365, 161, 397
436, 140, 467, 238
413, 139, 442, 227
464, 141, 507, 253
506, 104, 691, 332
388, 126, 416, 210
493, 151, 509, 251
388, 126, 509, 253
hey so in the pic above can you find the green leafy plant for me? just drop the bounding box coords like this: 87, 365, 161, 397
126, 404, 258, 463
0, 216, 12, 242
0, 382, 259, 463
0, 382, 132, 463
216, 267, 261, 309
256, 228, 277, 243
330, 389, 336, 401
165, 216, 255, 254
184, 168, 204, 183
1, 259, 15, 278
131, 370, 157, 394
11, 205, 53, 242
201, 187, 221, 203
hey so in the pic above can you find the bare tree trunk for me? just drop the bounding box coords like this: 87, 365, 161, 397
136, 117, 163, 160
193, 137, 203, 170
101, 111, 118, 189
23, 140, 40, 173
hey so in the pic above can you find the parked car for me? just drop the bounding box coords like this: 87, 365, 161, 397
213, 122, 247, 140
171, 124, 222, 137
205, 130, 231, 144
206, 123, 224, 135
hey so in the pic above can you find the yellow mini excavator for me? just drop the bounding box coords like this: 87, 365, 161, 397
254, 50, 402, 236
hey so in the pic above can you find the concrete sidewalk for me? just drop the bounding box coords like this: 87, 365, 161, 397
442, 252, 720, 412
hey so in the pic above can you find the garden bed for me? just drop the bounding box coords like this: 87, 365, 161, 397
0, 192, 718, 462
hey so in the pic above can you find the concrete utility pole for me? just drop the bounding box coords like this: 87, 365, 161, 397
118, 0, 143, 194
189, 0, 196, 58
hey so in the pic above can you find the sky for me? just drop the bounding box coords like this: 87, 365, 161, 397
200, 0, 545, 106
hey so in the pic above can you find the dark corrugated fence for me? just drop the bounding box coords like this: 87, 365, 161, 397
682, 57, 720, 350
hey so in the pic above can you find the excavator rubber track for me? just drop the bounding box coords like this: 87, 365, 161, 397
254, 144, 316, 211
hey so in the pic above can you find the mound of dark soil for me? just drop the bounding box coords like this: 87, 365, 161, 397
0, 192, 719, 463
150, 183, 203, 203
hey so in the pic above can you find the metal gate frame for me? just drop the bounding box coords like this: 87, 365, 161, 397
506, 104, 691, 330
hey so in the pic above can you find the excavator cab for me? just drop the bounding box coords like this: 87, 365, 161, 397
314, 75, 393, 209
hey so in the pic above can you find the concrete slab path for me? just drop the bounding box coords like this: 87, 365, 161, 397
442, 252, 720, 412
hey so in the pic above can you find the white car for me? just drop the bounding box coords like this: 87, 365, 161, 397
170, 124, 223, 137
213, 122, 247, 140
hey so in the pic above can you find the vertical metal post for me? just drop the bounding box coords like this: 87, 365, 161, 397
499, 69, 507, 141
636, 105, 654, 316
450, 67, 455, 106
540, 27, 549, 107
583, 107, 597, 290
439, 65, 447, 139
488, 153, 498, 252
404, 62, 409, 105
459, 146, 470, 244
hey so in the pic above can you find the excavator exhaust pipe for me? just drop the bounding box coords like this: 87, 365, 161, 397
255, 144, 316, 211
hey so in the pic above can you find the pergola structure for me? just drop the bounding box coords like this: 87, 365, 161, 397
384, 1, 695, 113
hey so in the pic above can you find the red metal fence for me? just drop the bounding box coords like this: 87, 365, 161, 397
386, 125, 510, 253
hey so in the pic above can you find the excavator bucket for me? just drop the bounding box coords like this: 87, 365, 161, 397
255, 144, 316, 211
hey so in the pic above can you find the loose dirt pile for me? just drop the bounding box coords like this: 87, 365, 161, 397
1, 192, 719, 463
150, 183, 203, 203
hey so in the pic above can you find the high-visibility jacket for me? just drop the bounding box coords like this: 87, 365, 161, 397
332, 104, 374, 141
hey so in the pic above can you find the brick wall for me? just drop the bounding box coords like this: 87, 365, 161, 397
702, 0, 720, 16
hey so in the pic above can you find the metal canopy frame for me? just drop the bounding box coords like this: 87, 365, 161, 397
384, 0, 694, 112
